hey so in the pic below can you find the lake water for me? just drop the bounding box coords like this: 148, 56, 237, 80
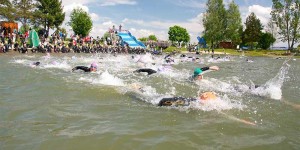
0, 53, 299, 150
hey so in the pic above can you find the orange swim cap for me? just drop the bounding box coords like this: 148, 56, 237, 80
200, 92, 217, 101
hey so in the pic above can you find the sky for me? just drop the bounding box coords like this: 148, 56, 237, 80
5, 0, 281, 46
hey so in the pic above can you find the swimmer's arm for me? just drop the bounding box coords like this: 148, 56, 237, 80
200, 67, 210, 71
134, 68, 157, 75
201, 66, 219, 71
282, 100, 300, 110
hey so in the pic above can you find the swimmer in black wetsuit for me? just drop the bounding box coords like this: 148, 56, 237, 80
158, 92, 217, 106
33, 62, 40, 66
72, 62, 98, 72
134, 68, 157, 75
158, 97, 197, 106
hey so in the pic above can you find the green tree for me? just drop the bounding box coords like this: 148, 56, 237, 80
243, 12, 263, 50
13, 0, 36, 31
203, 0, 226, 50
259, 32, 276, 49
148, 35, 157, 41
225, 0, 242, 47
35, 0, 65, 36
19, 24, 30, 34
271, 0, 300, 52
69, 7, 93, 37
138, 37, 148, 42
168, 25, 190, 46
0, 0, 16, 21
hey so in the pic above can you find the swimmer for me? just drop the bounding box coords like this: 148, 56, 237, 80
158, 91, 217, 106
134, 68, 157, 75
72, 62, 98, 72
164, 54, 175, 63
180, 54, 186, 57
30, 61, 40, 67
192, 66, 219, 80
33, 61, 40, 66
246, 58, 253, 63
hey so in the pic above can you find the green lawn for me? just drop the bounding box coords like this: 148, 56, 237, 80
162, 46, 298, 57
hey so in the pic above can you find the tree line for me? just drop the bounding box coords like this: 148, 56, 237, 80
167, 0, 300, 51
0, 0, 92, 38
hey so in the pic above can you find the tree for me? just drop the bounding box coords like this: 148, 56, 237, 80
138, 37, 148, 42
202, 0, 226, 50
243, 12, 263, 49
225, 0, 242, 47
35, 0, 65, 37
0, 0, 16, 21
148, 35, 157, 41
271, 0, 300, 52
69, 7, 93, 37
259, 32, 276, 49
168, 25, 190, 46
13, 0, 36, 31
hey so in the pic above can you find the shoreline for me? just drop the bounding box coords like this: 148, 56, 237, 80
1, 49, 298, 58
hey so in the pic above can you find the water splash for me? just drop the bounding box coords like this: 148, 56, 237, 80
250, 62, 290, 100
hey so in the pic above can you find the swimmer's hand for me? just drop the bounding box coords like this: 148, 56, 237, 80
209, 66, 219, 71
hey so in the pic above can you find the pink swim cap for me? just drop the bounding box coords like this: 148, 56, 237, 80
90, 62, 98, 68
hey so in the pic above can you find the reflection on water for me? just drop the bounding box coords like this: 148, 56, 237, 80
1, 53, 300, 149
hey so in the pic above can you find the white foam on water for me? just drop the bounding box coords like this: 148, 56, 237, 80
136, 53, 154, 64
43, 61, 72, 70
193, 78, 248, 97
23, 55, 36, 58
191, 96, 245, 111
91, 70, 125, 86
12, 59, 28, 64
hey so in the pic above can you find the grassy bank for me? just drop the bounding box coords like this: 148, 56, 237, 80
163, 46, 299, 57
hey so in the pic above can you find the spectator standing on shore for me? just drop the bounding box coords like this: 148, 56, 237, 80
12, 32, 16, 50
119, 24, 122, 32
0, 42, 4, 53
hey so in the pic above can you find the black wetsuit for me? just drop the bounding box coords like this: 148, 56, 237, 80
72, 66, 91, 72
158, 97, 197, 106
134, 68, 157, 75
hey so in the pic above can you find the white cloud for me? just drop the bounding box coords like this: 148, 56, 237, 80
240, 5, 272, 28
63, 3, 89, 14
102, 21, 114, 26
100, 0, 137, 6
171, 0, 206, 9
90, 13, 100, 21
62, 0, 97, 6
248, 5, 272, 26
122, 18, 145, 25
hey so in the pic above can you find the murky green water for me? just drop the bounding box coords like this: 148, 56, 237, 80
0, 53, 299, 150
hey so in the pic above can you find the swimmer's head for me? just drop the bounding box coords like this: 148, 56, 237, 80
199, 92, 217, 101
90, 62, 98, 72
34, 62, 40, 66
193, 68, 203, 80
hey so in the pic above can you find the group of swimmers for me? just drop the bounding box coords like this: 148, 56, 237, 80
68, 56, 220, 106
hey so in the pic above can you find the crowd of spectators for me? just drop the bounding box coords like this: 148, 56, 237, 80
0, 25, 148, 54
